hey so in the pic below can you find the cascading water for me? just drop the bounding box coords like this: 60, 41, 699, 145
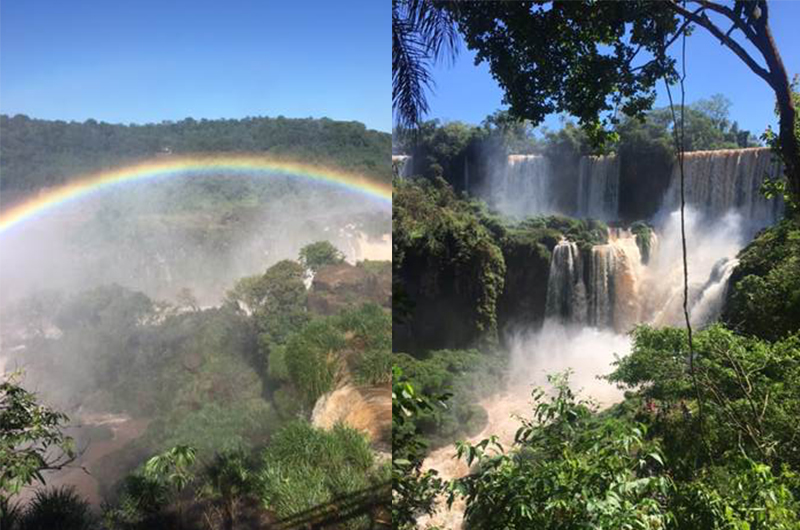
661, 147, 783, 230
545, 230, 644, 332
491, 155, 558, 217
392, 154, 412, 178
424, 147, 781, 528
689, 258, 739, 327
489, 154, 621, 220
576, 155, 620, 221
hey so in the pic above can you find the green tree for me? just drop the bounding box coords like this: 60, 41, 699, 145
392, 0, 459, 128
395, 1, 800, 207
0, 373, 75, 498
391, 367, 446, 530
227, 260, 309, 374
199, 448, 257, 530
453, 373, 671, 530
102, 472, 171, 529
299, 241, 345, 273
144, 444, 197, 529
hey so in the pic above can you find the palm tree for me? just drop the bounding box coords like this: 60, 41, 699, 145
392, 0, 459, 129
199, 449, 257, 530
144, 444, 197, 529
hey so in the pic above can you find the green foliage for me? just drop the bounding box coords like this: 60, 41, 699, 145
354, 348, 394, 386
227, 259, 310, 375
448, 1, 681, 145
609, 325, 800, 471
393, 177, 506, 349
259, 422, 381, 528
393, 349, 505, 447
0, 114, 391, 193
454, 373, 672, 530
401, 120, 479, 180
283, 318, 346, 408
227, 260, 307, 317
102, 472, 171, 529
299, 241, 345, 273
0, 373, 75, 497
284, 304, 392, 408
631, 221, 654, 264
392, 367, 446, 530
670, 459, 800, 529
18, 487, 94, 530
144, 444, 198, 494
155, 401, 277, 459
199, 448, 258, 530
724, 218, 800, 340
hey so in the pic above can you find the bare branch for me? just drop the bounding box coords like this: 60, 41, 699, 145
665, 0, 772, 87
690, 0, 759, 42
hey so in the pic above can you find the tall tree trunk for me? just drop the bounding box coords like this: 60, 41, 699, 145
756, 2, 800, 211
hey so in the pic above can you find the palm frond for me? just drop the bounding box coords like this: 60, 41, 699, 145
392, 0, 460, 129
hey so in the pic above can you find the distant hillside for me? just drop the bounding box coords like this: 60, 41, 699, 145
0, 114, 391, 192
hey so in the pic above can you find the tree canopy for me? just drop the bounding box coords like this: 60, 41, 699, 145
0, 114, 391, 193
394, 0, 799, 206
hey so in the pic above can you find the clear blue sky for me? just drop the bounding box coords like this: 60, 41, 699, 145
0, 0, 390, 132
424, 1, 800, 137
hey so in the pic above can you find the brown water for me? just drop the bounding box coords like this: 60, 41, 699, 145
18, 413, 149, 506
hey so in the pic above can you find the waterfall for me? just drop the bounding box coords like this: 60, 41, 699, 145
392, 155, 412, 178
587, 245, 614, 328
545, 230, 644, 332
689, 258, 739, 327
576, 155, 620, 221
492, 155, 558, 218
662, 147, 783, 228
545, 241, 587, 323
545, 231, 643, 332
489, 154, 619, 219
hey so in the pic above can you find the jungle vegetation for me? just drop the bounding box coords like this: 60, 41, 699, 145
0, 114, 391, 195
391, 176, 800, 529
1, 242, 391, 530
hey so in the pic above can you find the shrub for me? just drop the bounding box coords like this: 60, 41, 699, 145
20, 487, 94, 530
259, 422, 381, 529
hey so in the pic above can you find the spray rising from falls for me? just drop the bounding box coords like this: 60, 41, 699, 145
425, 147, 783, 527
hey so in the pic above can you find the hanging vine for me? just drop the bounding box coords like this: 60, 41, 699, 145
661, 3, 710, 456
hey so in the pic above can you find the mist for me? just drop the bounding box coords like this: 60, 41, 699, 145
0, 171, 391, 504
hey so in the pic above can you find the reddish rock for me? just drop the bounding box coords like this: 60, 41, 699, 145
308, 261, 390, 315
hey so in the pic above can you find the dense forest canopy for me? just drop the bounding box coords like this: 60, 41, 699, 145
394, 0, 800, 208
0, 114, 392, 194
395, 95, 760, 181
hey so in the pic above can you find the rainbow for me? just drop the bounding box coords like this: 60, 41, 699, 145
0, 154, 392, 234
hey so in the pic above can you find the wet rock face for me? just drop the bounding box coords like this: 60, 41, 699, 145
308, 262, 390, 315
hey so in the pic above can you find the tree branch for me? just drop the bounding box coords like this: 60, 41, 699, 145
690, 0, 759, 42
665, 0, 772, 87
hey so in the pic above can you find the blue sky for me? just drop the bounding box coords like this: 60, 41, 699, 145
0, 0, 390, 132
424, 1, 800, 137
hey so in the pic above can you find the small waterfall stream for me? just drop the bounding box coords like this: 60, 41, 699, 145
576, 155, 620, 220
